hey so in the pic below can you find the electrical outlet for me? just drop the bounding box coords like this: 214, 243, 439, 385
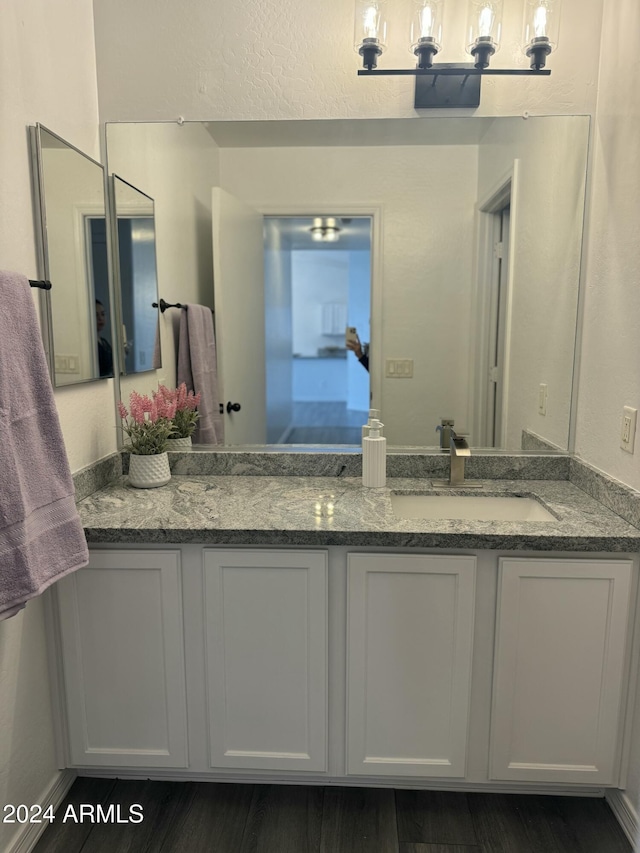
621, 406, 637, 454
538, 383, 547, 416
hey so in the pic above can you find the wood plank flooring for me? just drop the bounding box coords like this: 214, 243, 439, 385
33, 780, 632, 853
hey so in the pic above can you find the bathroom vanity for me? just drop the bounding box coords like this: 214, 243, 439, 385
47, 454, 640, 800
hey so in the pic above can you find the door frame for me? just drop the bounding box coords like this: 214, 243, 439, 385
468, 163, 519, 448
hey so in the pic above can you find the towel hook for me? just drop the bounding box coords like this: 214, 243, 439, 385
29, 279, 52, 290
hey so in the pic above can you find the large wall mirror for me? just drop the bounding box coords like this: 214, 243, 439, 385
30, 124, 114, 385
106, 115, 589, 451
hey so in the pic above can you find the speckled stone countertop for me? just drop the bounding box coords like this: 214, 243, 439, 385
78, 475, 640, 552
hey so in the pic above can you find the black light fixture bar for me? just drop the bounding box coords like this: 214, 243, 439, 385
359, 62, 550, 109
358, 68, 551, 75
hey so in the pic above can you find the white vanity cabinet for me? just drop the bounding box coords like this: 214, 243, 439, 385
346, 553, 476, 778
202, 549, 328, 772
51, 545, 636, 792
490, 557, 633, 785
55, 549, 188, 768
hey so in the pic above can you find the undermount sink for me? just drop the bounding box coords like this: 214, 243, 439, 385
390, 493, 556, 522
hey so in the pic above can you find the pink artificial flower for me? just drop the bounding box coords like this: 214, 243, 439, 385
153, 382, 200, 413
156, 395, 177, 420
129, 392, 145, 425
176, 382, 201, 411
117, 401, 129, 420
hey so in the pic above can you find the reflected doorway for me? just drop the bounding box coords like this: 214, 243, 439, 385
264, 216, 372, 444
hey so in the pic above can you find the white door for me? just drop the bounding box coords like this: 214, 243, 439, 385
204, 549, 328, 772
56, 550, 188, 768
347, 553, 476, 777
485, 205, 510, 446
212, 188, 266, 444
491, 557, 632, 785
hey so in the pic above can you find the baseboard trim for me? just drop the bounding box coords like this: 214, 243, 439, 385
606, 789, 638, 847
7, 769, 76, 853
75, 766, 605, 797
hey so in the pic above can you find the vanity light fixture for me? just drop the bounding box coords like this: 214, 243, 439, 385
310, 217, 341, 242
355, 0, 560, 108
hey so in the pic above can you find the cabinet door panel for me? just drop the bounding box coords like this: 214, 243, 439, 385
347, 553, 476, 777
57, 550, 187, 768
204, 549, 327, 771
491, 558, 632, 784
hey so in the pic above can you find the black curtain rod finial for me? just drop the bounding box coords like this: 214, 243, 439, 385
153, 298, 184, 313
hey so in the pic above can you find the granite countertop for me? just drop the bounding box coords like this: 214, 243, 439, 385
78, 475, 640, 552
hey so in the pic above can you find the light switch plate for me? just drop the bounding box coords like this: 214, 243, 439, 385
621, 406, 637, 453
385, 359, 413, 378
55, 354, 79, 374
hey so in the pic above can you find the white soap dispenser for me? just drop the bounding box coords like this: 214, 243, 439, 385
361, 408, 381, 439
362, 418, 386, 488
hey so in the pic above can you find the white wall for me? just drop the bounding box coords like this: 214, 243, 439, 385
575, 0, 640, 493
106, 123, 221, 401
477, 116, 589, 450
0, 2, 105, 851
220, 144, 477, 445
581, 0, 640, 837
92, 0, 603, 122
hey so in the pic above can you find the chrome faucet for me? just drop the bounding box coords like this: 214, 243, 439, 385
449, 431, 471, 486
433, 428, 483, 488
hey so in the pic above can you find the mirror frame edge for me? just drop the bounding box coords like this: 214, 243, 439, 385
28, 124, 55, 381
100, 122, 125, 450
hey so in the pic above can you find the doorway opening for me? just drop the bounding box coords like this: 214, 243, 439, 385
264, 216, 372, 444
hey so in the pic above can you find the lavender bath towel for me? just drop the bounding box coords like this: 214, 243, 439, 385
177, 304, 224, 444
0, 271, 89, 620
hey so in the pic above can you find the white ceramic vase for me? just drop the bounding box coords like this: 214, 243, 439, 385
165, 436, 193, 451
128, 451, 171, 488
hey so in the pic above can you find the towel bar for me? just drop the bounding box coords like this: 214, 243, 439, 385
152, 298, 183, 313
152, 299, 213, 314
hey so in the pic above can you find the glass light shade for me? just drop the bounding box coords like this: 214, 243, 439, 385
466, 0, 503, 67
354, 0, 388, 69
410, 0, 444, 67
522, 0, 560, 69
310, 217, 341, 242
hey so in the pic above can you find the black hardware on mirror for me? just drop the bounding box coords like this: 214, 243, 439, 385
29, 279, 52, 290
152, 298, 183, 313
226, 402, 241, 414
